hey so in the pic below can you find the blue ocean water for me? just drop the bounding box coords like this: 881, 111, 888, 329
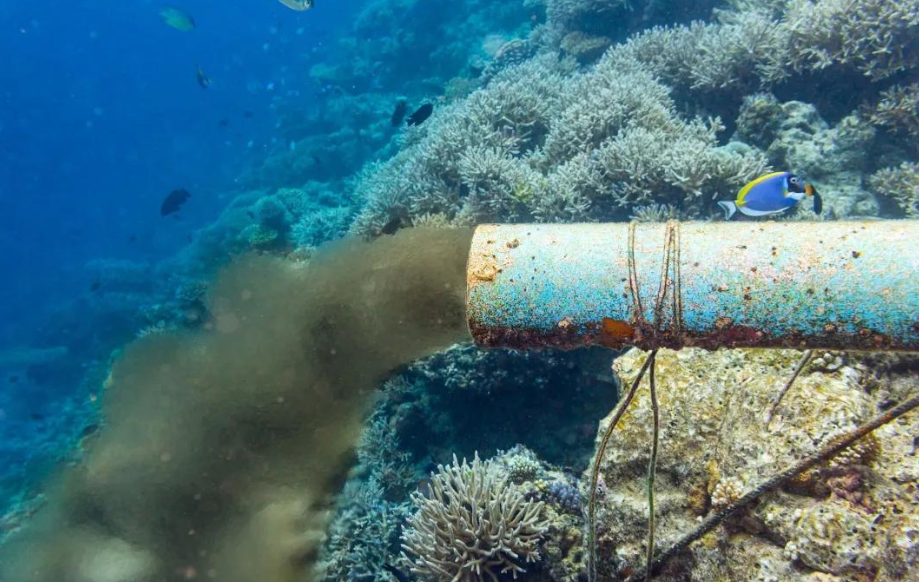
0, 0, 359, 518
0, 0, 357, 340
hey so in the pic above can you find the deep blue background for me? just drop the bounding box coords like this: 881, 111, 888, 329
0, 0, 361, 344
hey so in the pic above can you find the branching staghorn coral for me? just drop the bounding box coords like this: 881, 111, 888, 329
348, 0, 916, 235
401, 453, 549, 582
351, 47, 767, 232
539, 55, 677, 162
868, 162, 919, 217
538, 111, 767, 219
611, 14, 790, 92
456, 145, 544, 222
601, 0, 919, 94
350, 55, 571, 235
320, 478, 410, 582
785, 0, 919, 80
868, 82, 919, 138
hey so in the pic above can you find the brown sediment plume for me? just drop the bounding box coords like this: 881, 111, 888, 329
0, 228, 473, 582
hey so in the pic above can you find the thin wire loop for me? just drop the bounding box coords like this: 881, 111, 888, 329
588, 221, 684, 582
628, 221, 684, 345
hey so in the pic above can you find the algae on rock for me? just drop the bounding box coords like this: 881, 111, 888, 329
586, 348, 919, 582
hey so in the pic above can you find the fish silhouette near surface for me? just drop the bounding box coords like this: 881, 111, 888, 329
391, 99, 408, 127
196, 65, 211, 89
160, 7, 196, 32
718, 171, 822, 219
406, 103, 433, 126
161, 189, 191, 217
276, 0, 314, 10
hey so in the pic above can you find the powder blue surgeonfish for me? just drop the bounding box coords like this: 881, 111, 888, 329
718, 171, 822, 219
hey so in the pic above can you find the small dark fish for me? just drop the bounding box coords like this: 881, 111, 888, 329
8, 375, 18, 384
406, 103, 433, 126
218, 119, 229, 128
246, 210, 256, 219
811, 184, 823, 214
128, 235, 137, 243
243, 110, 255, 118
196, 65, 211, 89
380, 216, 402, 235
161, 188, 191, 217
90, 280, 101, 293
416, 477, 433, 499
390, 99, 408, 127
311, 153, 323, 166
80, 423, 99, 438
30, 413, 45, 422
382, 564, 410, 582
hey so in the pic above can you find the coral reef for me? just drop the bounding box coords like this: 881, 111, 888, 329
586, 348, 919, 581
401, 453, 550, 582
559, 32, 610, 62
544, 0, 719, 43
868, 82, 919, 138
785, 0, 919, 81
735, 95, 880, 217
347, 0, 919, 230
402, 344, 617, 468
350, 49, 769, 234
313, 343, 617, 582
320, 477, 409, 582
7, 0, 919, 580
868, 162, 919, 217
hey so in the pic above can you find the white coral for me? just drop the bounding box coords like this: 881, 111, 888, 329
401, 453, 549, 582
711, 476, 746, 509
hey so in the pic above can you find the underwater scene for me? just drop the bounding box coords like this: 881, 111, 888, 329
1, 0, 919, 581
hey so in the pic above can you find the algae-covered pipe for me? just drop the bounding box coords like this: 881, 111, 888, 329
466, 221, 919, 352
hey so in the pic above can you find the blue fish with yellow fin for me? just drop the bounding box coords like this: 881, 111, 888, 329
718, 171, 821, 219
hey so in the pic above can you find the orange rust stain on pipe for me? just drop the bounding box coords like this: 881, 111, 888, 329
599, 317, 636, 347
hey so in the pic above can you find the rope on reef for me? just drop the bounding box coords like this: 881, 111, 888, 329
766, 349, 814, 423
644, 355, 660, 582
588, 221, 682, 582
586, 351, 655, 582
622, 392, 919, 582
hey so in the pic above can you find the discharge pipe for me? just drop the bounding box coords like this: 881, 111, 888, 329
466, 221, 919, 352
